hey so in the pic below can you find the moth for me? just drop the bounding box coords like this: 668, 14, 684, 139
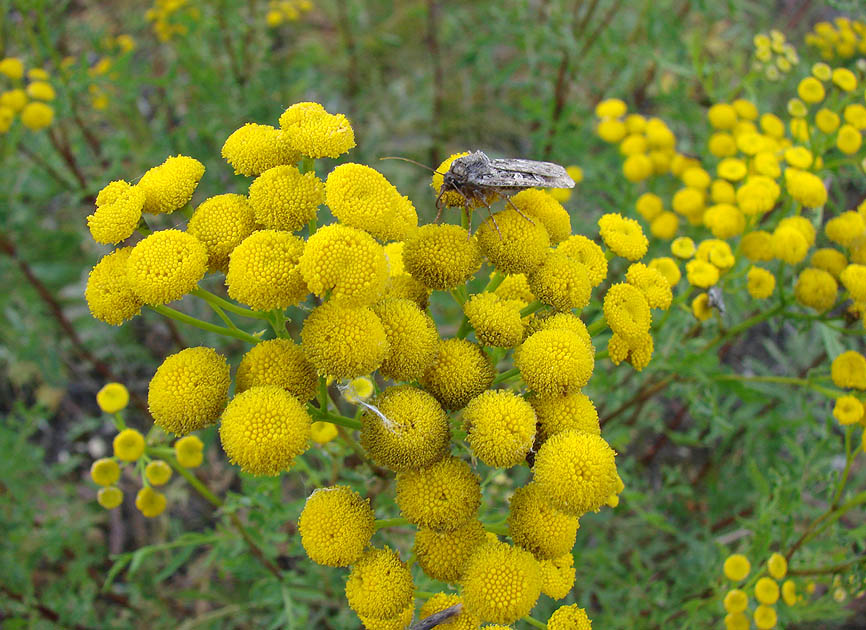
384, 151, 575, 229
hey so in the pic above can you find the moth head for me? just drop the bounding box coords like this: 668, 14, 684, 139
447, 151, 488, 182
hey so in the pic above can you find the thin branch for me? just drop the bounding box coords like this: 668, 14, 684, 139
411, 604, 462, 630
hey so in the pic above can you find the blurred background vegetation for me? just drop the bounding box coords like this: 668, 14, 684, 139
1, 0, 865, 628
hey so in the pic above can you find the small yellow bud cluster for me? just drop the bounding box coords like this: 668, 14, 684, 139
0, 56, 55, 134
721, 551, 803, 629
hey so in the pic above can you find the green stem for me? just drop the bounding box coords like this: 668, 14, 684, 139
456, 316, 472, 339
587, 316, 607, 337
831, 426, 855, 508
524, 614, 547, 629
150, 305, 261, 345
484, 270, 505, 292
308, 407, 363, 431
191, 287, 269, 320
493, 367, 520, 385
451, 288, 467, 306
300, 156, 315, 174
703, 303, 784, 351
519, 300, 545, 318
169, 457, 224, 508
374, 517, 410, 530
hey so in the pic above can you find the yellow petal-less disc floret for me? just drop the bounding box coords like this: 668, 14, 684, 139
516, 329, 594, 396
840, 264, 866, 301
539, 553, 576, 600
298, 485, 375, 567
529, 252, 592, 312
608, 331, 654, 371
126, 230, 208, 305
649, 257, 681, 286
524, 311, 592, 348
248, 165, 323, 232
148, 347, 231, 435
557, 234, 608, 287
833, 395, 864, 425
360, 385, 451, 471
413, 519, 487, 583
301, 302, 388, 378
547, 604, 592, 630
626, 262, 673, 310
530, 390, 599, 444
96, 382, 129, 413
831, 351, 866, 390
220, 122, 299, 176
395, 456, 481, 531
97, 487, 123, 510
755, 577, 780, 605
404, 224, 482, 290
138, 155, 205, 215
510, 189, 571, 243
724, 589, 749, 613
300, 223, 388, 306
0, 57, 24, 79
422, 339, 495, 410
598, 213, 648, 260
86, 248, 144, 325
419, 593, 481, 630
508, 483, 579, 560
461, 540, 542, 624
86, 183, 145, 245
372, 297, 440, 381
144, 460, 172, 486
476, 207, 551, 276
724, 554, 751, 581
20, 102, 53, 130
825, 211, 865, 247
325, 163, 418, 242
495, 273, 535, 303
767, 553, 788, 580
278, 101, 356, 159
113, 428, 145, 462
219, 385, 312, 476
747, 266, 776, 299
358, 605, 415, 630
135, 486, 167, 517
175, 435, 204, 468
603, 283, 652, 343
226, 230, 307, 310
463, 390, 536, 468
345, 547, 414, 620
431, 152, 487, 208
186, 194, 258, 272
90, 458, 120, 486
794, 268, 837, 312
754, 605, 777, 629
741, 231, 774, 262
236, 339, 318, 401
785, 168, 827, 208
685, 259, 720, 288
532, 428, 618, 516
463, 292, 525, 347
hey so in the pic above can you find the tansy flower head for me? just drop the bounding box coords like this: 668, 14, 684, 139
597, 118, 627, 143
692, 293, 713, 321
86, 248, 143, 325
736, 176, 780, 216
326, 163, 418, 242
345, 547, 414, 620
371, 297, 439, 381
248, 165, 324, 232
90, 458, 120, 486
138, 155, 205, 215
403, 223, 482, 290
300, 223, 388, 306
649, 257, 681, 286
97, 382, 129, 413
825, 211, 865, 247
840, 125, 866, 154
603, 282, 652, 342
462, 389, 536, 468
650, 211, 679, 240
547, 604, 592, 630
516, 329, 594, 396
511, 188, 571, 243
495, 273, 535, 303
529, 252, 592, 312
708, 103, 737, 130
767, 553, 787, 580
723, 553, 751, 581
781, 580, 797, 606
832, 66, 857, 91
186, 194, 257, 272
794, 268, 837, 312
477, 208, 551, 275
413, 519, 486, 583
395, 456, 480, 531
785, 168, 827, 207
596, 98, 627, 118
598, 213, 648, 260
278, 101, 355, 159
0, 57, 24, 79
531, 390, 599, 444
622, 153, 653, 182
97, 487, 123, 510
671, 236, 696, 259
704, 203, 745, 239
226, 230, 307, 310
298, 486, 375, 567
310, 421, 338, 445
126, 230, 208, 305
833, 395, 864, 425
360, 385, 451, 471
539, 552, 576, 600
461, 540, 542, 624
175, 435, 204, 468
755, 577, 780, 605
840, 264, 866, 301
685, 259, 720, 288
747, 266, 776, 299
301, 302, 388, 379
724, 589, 749, 613
626, 262, 672, 310
812, 248, 848, 278
798, 76, 825, 103
815, 107, 840, 133
463, 292, 525, 348
771, 225, 809, 265
754, 605, 777, 629
556, 234, 608, 287
86, 183, 145, 245
608, 331, 654, 371
742, 230, 774, 262
236, 338, 318, 401
219, 385, 312, 476
20, 102, 53, 130
524, 311, 592, 348
144, 460, 172, 486
508, 483, 579, 560
113, 428, 145, 462
148, 347, 231, 435
532, 428, 618, 516
422, 338, 495, 410
0, 89, 27, 113
221, 122, 299, 176
135, 486, 167, 518
636, 192, 664, 221
419, 593, 480, 630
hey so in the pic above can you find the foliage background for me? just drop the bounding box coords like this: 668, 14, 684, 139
1, 0, 864, 628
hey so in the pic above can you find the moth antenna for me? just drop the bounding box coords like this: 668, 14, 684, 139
380, 156, 444, 175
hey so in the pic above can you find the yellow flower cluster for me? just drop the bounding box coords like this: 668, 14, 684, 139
721, 552, 800, 630
146, 0, 200, 41
805, 17, 866, 61
752, 30, 799, 81
265, 0, 313, 27
0, 57, 55, 133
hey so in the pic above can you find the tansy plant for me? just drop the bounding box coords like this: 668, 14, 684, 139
78, 97, 704, 629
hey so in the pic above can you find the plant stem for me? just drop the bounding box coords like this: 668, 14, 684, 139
519, 300, 545, 318
493, 367, 520, 385
374, 517, 410, 530
150, 305, 261, 345
524, 614, 547, 629
191, 287, 268, 320
308, 407, 363, 431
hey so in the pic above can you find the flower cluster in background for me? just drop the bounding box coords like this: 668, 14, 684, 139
0, 56, 55, 133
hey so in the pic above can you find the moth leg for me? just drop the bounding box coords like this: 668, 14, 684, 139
433, 187, 447, 224
463, 206, 473, 239
478, 197, 502, 240
504, 195, 535, 225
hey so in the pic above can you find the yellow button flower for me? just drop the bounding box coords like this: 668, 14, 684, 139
723, 553, 751, 581
113, 428, 145, 462
278, 101, 355, 159
345, 547, 414, 620
603, 282, 652, 341
422, 339, 495, 410
794, 268, 837, 312
298, 486, 375, 567
138, 155, 205, 215
626, 262, 673, 310
413, 519, 486, 583
248, 165, 323, 232
236, 338, 318, 401
144, 460, 172, 486
508, 483, 579, 560
529, 252, 592, 312
811, 248, 848, 278
747, 266, 776, 299
90, 458, 120, 486
598, 213, 648, 260
126, 230, 208, 305
841, 264, 866, 301
477, 207, 551, 275
226, 230, 308, 310
547, 604, 592, 630
767, 552, 788, 580
96, 382, 130, 413
511, 188, 571, 243
220, 122, 299, 176
463, 390, 536, 468
86, 182, 145, 245
557, 234, 608, 286
97, 486, 123, 510
135, 486, 167, 518
463, 292, 525, 348
395, 456, 480, 530
649, 257, 681, 286
174, 435, 204, 468
833, 395, 864, 425
831, 351, 866, 389
20, 102, 53, 130
516, 329, 594, 396
186, 194, 257, 272
461, 540, 542, 624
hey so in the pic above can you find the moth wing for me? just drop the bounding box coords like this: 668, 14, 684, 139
486, 158, 575, 188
